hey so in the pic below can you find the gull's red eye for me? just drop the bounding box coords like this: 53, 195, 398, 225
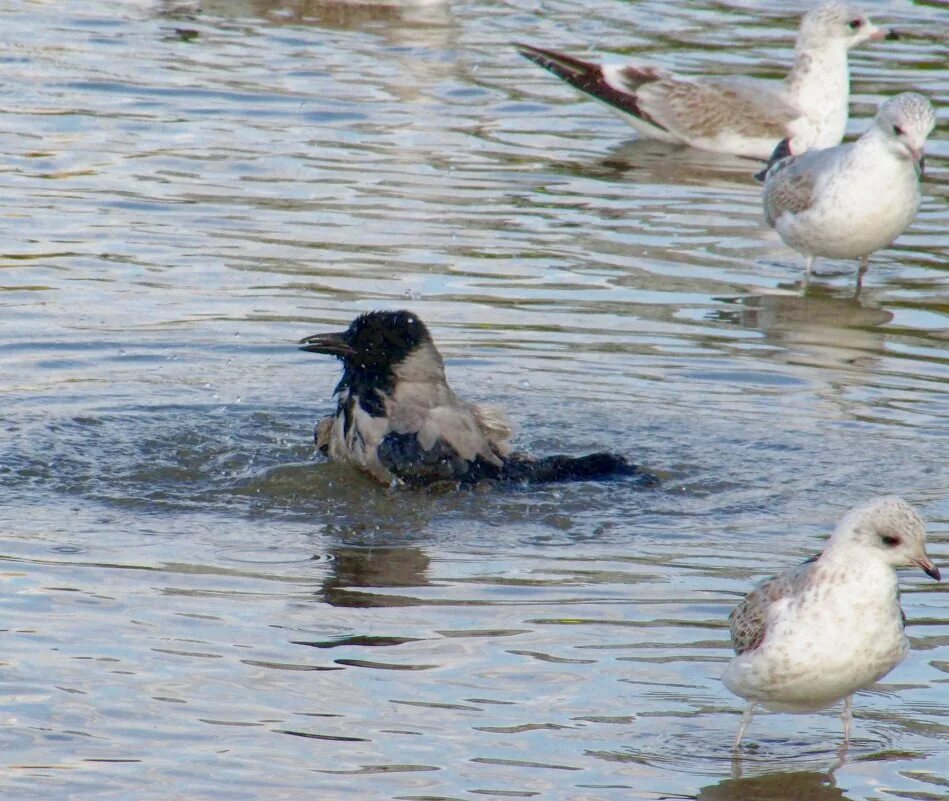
881, 535, 901, 547
893, 125, 905, 136
848, 18, 863, 30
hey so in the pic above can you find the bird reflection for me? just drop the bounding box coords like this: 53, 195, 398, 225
582, 139, 759, 188
712, 284, 893, 370
320, 545, 430, 607
154, 0, 457, 104
699, 769, 849, 801
158, 0, 452, 35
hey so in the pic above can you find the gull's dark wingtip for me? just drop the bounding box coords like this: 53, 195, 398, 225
755, 137, 794, 183
514, 41, 550, 67
514, 42, 560, 61
513, 41, 600, 84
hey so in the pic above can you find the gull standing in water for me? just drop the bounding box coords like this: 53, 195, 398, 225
516, 3, 892, 159
723, 497, 941, 750
760, 92, 936, 288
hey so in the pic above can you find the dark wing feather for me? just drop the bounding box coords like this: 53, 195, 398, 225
516, 43, 666, 129
379, 433, 658, 488
501, 452, 658, 485
377, 431, 503, 487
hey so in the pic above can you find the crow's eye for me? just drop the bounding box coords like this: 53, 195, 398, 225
893, 124, 905, 136
881, 535, 901, 547
848, 18, 863, 30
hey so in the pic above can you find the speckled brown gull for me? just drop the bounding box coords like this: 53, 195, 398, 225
517, 3, 890, 159
762, 92, 936, 287
722, 497, 940, 749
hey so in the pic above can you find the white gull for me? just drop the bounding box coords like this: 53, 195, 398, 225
517, 3, 890, 160
723, 496, 940, 748
761, 92, 936, 286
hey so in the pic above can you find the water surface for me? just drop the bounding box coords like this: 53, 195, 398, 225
0, 1, 947, 799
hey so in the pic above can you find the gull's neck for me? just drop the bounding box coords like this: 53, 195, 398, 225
852, 125, 917, 173
786, 41, 850, 149
818, 539, 898, 590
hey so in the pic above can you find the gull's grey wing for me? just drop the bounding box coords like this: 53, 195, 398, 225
628, 74, 803, 142
517, 44, 800, 139
729, 554, 819, 655
763, 154, 818, 227
763, 142, 850, 226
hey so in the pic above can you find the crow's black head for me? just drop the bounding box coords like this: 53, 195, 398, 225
299, 310, 433, 376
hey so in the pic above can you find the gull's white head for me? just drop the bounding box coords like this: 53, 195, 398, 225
798, 3, 886, 49
832, 496, 940, 580
873, 92, 937, 166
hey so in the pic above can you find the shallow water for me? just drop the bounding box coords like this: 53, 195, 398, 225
0, 0, 947, 798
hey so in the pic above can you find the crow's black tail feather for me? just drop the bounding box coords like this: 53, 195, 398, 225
501, 452, 658, 486
378, 431, 658, 489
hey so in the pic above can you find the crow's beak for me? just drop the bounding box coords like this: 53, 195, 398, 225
298, 332, 355, 357
915, 556, 941, 582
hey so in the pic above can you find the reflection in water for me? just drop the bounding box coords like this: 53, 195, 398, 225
157, 0, 458, 106
1, 0, 946, 798
162, 0, 452, 34
320, 545, 431, 607
699, 770, 848, 801
589, 139, 761, 187
713, 285, 893, 370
